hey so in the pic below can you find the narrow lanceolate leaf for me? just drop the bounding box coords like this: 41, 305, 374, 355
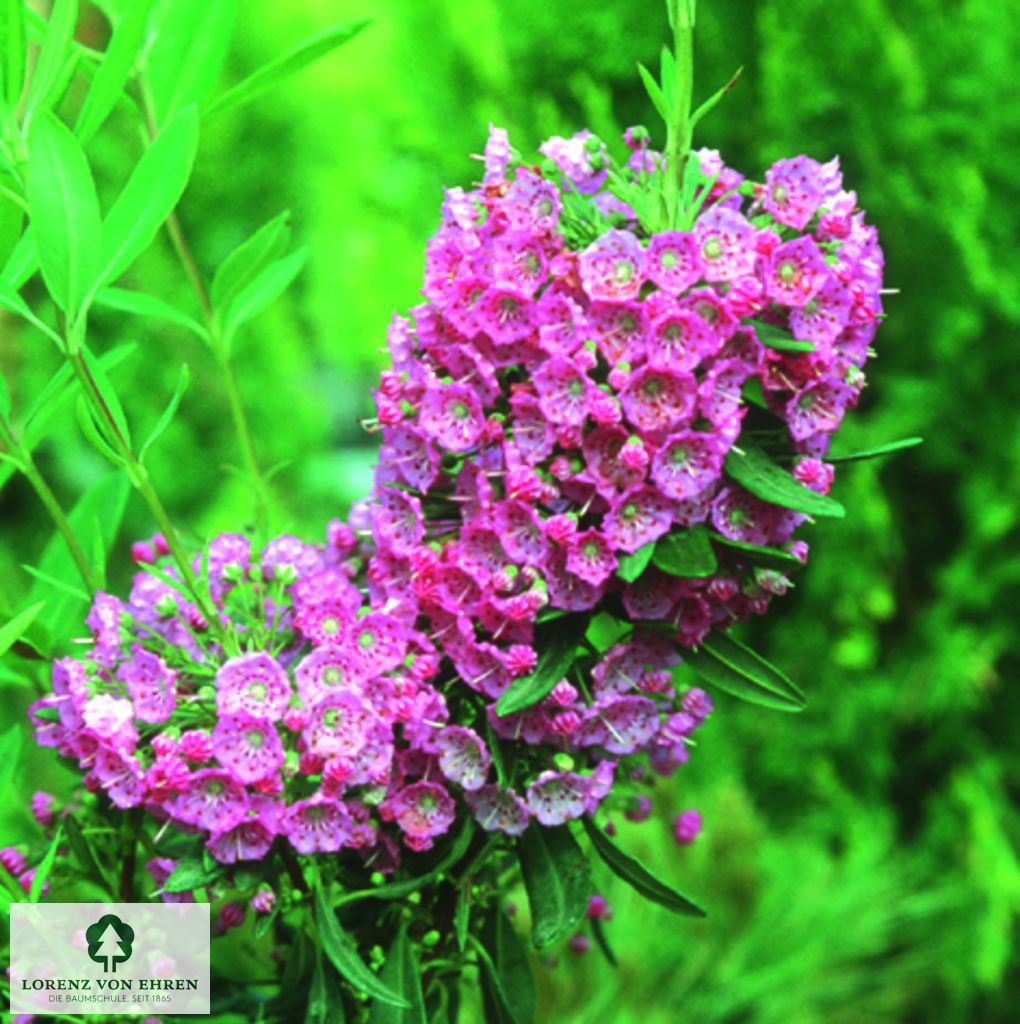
496, 613, 589, 717
74, 0, 155, 143
653, 526, 718, 578
30, 824, 63, 902
92, 105, 200, 298
306, 952, 346, 1024
0, 186, 23, 271
827, 436, 924, 464
368, 928, 426, 1024
0, 601, 46, 659
145, 0, 237, 125
1, 0, 27, 107
0, 369, 9, 417
712, 535, 804, 572
63, 814, 111, 895
164, 853, 222, 893
750, 321, 816, 353
139, 364, 189, 464
211, 210, 292, 313
0, 722, 23, 801
689, 66, 744, 131
636, 62, 668, 123
616, 542, 655, 583
222, 246, 307, 347
724, 444, 845, 518
582, 818, 706, 917
205, 19, 371, 120
516, 825, 591, 950
479, 907, 536, 1024
314, 888, 408, 1008
26, 113, 102, 315
684, 630, 806, 712
94, 287, 206, 339
22, 0, 77, 120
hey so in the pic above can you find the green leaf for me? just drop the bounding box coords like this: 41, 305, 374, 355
164, 853, 223, 893
145, 0, 237, 125
591, 917, 617, 967
30, 824, 63, 902
636, 62, 668, 123
0, 722, 23, 802
689, 66, 743, 131
653, 526, 718, 578
93, 286, 206, 339
751, 321, 816, 353
315, 887, 408, 1007
26, 473, 130, 647
64, 814, 111, 895
92, 104, 200, 299
222, 246, 307, 348
368, 927, 426, 1024
582, 817, 706, 917
479, 907, 536, 1024
0, 601, 46, 658
80, 344, 131, 447
1, 229, 37, 290
0, 369, 8, 418
1, 0, 26, 108
616, 542, 654, 583
23, 0, 77, 119
74, 0, 154, 143
211, 210, 292, 314
76, 395, 124, 466
683, 630, 806, 712
139, 364, 189, 464
0, 187, 24, 271
26, 112, 102, 314
516, 824, 591, 949
306, 951, 346, 1024
827, 436, 924, 464
495, 613, 589, 717
712, 535, 804, 572
724, 444, 845, 518
205, 18, 370, 120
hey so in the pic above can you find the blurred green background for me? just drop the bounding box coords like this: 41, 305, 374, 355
2, 0, 1019, 1021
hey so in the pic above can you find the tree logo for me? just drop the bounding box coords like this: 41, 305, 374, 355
85, 914, 134, 973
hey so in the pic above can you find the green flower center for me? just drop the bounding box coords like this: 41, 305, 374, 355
660, 249, 678, 269
205, 780, 224, 796
772, 185, 788, 203
323, 667, 342, 687
247, 682, 268, 702
569, 379, 584, 397
671, 445, 690, 466
778, 261, 798, 284
321, 616, 340, 636
450, 401, 469, 421
323, 709, 345, 730
358, 631, 375, 650
702, 237, 722, 260
246, 730, 265, 750
643, 377, 662, 398
613, 259, 634, 284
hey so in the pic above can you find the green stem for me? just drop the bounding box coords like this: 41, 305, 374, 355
0, 414, 97, 593
664, 0, 696, 227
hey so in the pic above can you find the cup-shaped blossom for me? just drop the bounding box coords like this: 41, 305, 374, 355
212, 712, 285, 785
215, 652, 292, 721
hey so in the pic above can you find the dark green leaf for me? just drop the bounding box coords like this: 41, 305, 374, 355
653, 526, 718, 578
164, 853, 223, 893
254, 906, 278, 941
139, 364, 189, 464
712, 535, 804, 572
827, 436, 924, 464
684, 630, 806, 712
724, 444, 845, 518
205, 19, 370, 120
516, 824, 591, 949
1, 0, 26, 107
368, 927, 426, 1024
222, 246, 307, 347
211, 210, 292, 313
74, 0, 154, 143
582, 817, 706, 917
307, 951, 346, 1024
616, 542, 654, 583
23, 0, 77, 118
496, 613, 589, 717
751, 321, 816, 353
479, 907, 536, 1024
92, 105, 200, 297
454, 883, 470, 953
0, 601, 46, 658
0, 722, 23, 801
315, 887, 408, 1007
64, 814, 111, 895
591, 917, 618, 967
145, 0, 237, 125
26, 113, 102, 314
93, 287, 206, 339
30, 824, 63, 902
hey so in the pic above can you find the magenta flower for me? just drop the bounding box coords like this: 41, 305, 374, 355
603, 486, 674, 553
175, 770, 248, 831
619, 365, 697, 432
578, 229, 645, 302
651, 430, 726, 500
436, 726, 491, 791
118, 648, 177, 724
213, 712, 285, 784
766, 237, 829, 307
419, 382, 485, 452
282, 796, 354, 854
764, 155, 840, 230
465, 785, 530, 836
303, 693, 375, 759
533, 356, 591, 426
693, 206, 757, 282
566, 530, 618, 586
207, 814, 276, 864
216, 652, 292, 721
646, 231, 702, 293
525, 771, 588, 826
389, 782, 456, 848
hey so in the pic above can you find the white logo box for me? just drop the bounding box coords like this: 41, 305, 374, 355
10, 902, 210, 1016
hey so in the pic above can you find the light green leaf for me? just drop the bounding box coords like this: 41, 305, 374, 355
751, 321, 816, 353
80, 345, 131, 447
76, 395, 124, 467
1, 229, 37, 290
689, 66, 743, 132
139, 364, 189, 463
1, 0, 27, 107
724, 444, 846, 518
683, 630, 806, 712
0, 367, 9, 417
582, 817, 706, 917
164, 854, 223, 893
30, 824, 63, 902
636, 62, 668, 123
75, 0, 156, 144
94, 287, 206, 339
368, 927, 426, 1024
205, 19, 370, 120
23, 0, 77, 120
495, 613, 589, 717
0, 723, 23, 801
827, 436, 924, 464
0, 601, 46, 659
654, 526, 718, 578
222, 246, 307, 347
0, 188, 23, 271
26, 113, 101, 314
145, 0, 237, 125
616, 542, 654, 583
516, 824, 591, 950
211, 210, 292, 314
91, 104, 200, 299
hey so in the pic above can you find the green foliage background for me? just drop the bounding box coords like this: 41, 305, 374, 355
1, 0, 1018, 1020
